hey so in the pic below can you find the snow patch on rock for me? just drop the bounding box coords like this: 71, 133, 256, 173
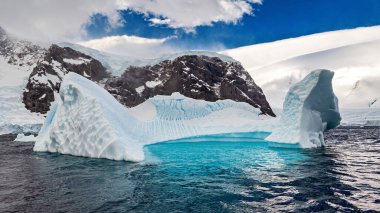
135, 85, 145, 95
63, 57, 91, 65
145, 80, 162, 88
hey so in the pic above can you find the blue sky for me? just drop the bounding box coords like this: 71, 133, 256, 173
86, 0, 380, 50
1, 0, 379, 58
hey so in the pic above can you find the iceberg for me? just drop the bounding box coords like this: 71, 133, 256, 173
34, 73, 271, 161
14, 133, 37, 142
34, 69, 340, 161
267, 70, 341, 147
34, 73, 146, 161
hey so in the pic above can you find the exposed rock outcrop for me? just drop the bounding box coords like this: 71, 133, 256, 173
1, 26, 274, 116
23, 45, 109, 113
105, 55, 275, 116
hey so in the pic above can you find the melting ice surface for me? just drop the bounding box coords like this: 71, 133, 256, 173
34, 70, 341, 161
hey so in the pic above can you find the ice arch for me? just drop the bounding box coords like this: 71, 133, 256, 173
34, 70, 340, 161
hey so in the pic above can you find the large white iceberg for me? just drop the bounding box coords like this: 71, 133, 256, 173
34, 70, 341, 161
34, 74, 145, 161
34, 73, 272, 161
267, 70, 341, 147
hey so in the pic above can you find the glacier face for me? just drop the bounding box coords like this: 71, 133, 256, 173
0, 57, 44, 134
267, 70, 341, 148
35, 70, 340, 161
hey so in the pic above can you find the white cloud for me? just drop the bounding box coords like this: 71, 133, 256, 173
117, 0, 261, 31
0, 0, 262, 42
78, 35, 176, 59
0, 0, 123, 42
149, 18, 172, 26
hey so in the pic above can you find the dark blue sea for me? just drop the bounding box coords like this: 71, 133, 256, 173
0, 126, 379, 212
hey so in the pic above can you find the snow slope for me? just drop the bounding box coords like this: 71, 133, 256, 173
59, 42, 236, 76
0, 58, 43, 134
221, 26, 380, 109
34, 70, 340, 161
58, 42, 138, 76
340, 108, 380, 126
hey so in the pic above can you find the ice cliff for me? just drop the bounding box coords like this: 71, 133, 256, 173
34, 70, 341, 161
267, 70, 341, 147
34, 73, 272, 161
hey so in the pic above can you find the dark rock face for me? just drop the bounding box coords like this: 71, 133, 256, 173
1, 26, 274, 117
23, 45, 109, 114
105, 55, 275, 116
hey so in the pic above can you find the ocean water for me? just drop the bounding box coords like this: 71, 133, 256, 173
0, 127, 379, 212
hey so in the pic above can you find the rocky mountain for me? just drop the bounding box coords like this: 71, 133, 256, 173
105, 55, 275, 116
0, 26, 44, 67
0, 26, 275, 117
23, 45, 109, 114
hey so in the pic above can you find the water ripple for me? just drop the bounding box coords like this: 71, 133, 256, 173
0, 126, 379, 212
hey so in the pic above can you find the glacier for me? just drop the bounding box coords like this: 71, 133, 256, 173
0, 58, 44, 134
340, 108, 380, 126
221, 26, 380, 109
34, 69, 341, 161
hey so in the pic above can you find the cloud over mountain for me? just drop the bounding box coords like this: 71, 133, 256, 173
0, 0, 261, 42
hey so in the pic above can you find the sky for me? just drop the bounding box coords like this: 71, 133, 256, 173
0, 0, 379, 58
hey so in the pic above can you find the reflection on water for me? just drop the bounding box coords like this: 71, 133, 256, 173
0, 126, 379, 212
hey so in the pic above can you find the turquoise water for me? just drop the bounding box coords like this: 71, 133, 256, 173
1, 127, 380, 212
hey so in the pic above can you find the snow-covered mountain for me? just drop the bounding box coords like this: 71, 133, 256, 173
27, 45, 274, 116
59, 42, 237, 76
1, 24, 379, 134
221, 26, 380, 109
0, 27, 45, 134
59, 42, 274, 115
0, 26, 45, 67
0, 26, 277, 134
105, 55, 275, 116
